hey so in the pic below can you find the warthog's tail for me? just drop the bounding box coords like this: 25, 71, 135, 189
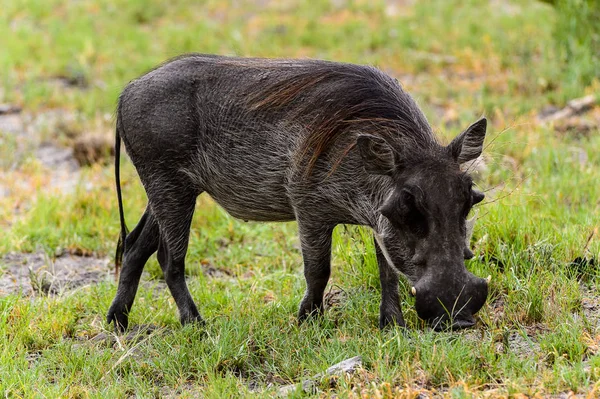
114, 106, 129, 279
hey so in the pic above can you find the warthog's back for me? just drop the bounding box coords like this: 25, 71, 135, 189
117, 55, 299, 221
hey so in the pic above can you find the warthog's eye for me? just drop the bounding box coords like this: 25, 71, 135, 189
381, 188, 428, 237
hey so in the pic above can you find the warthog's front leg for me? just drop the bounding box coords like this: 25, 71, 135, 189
297, 221, 335, 321
374, 239, 405, 329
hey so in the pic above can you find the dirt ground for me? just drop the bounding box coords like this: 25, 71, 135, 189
0, 105, 114, 296
0, 251, 110, 296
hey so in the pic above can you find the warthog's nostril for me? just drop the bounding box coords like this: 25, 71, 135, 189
411, 287, 416, 296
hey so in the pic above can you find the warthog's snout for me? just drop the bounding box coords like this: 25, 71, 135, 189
413, 271, 488, 331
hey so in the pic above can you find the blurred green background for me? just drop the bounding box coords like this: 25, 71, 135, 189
1, 1, 599, 397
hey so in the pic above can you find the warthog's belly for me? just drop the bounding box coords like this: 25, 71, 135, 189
206, 189, 296, 223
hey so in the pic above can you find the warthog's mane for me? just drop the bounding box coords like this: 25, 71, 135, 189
234, 58, 440, 175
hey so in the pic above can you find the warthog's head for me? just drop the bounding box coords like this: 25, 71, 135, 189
357, 118, 489, 330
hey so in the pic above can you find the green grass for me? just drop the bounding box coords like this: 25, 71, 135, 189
1, 0, 600, 397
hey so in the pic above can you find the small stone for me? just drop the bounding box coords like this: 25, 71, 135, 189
276, 356, 362, 397
73, 134, 114, 167
0, 104, 22, 114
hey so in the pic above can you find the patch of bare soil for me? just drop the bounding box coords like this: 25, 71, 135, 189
0, 108, 81, 197
324, 285, 347, 309
547, 394, 586, 399
0, 251, 110, 296
158, 383, 200, 399
580, 286, 600, 330
0, 104, 25, 134
465, 295, 544, 359
202, 263, 232, 279
503, 327, 543, 358
0, 106, 113, 200
35, 142, 81, 194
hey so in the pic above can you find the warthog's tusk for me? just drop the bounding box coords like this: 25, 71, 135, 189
411, 287, 417, 296
486, 275, 492, 284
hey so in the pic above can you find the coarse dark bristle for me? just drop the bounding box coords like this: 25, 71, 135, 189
241, 59, 440, 174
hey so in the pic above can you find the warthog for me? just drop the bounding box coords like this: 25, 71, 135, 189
107, 54, 489, 332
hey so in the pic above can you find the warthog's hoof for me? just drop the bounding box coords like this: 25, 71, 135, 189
379, 311, 406, 330
179, 311, 205, 327
297, 300, 324, 323
107, 306, 129, 333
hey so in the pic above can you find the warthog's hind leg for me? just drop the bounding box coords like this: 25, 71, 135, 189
107, 209, 160, 332
152, 189, 203, 327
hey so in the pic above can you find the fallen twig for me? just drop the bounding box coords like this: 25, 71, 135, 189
537, 94, 597, 123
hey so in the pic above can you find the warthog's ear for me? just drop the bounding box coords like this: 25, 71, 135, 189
356, 134, 396, 175
448, 117, 487, 164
